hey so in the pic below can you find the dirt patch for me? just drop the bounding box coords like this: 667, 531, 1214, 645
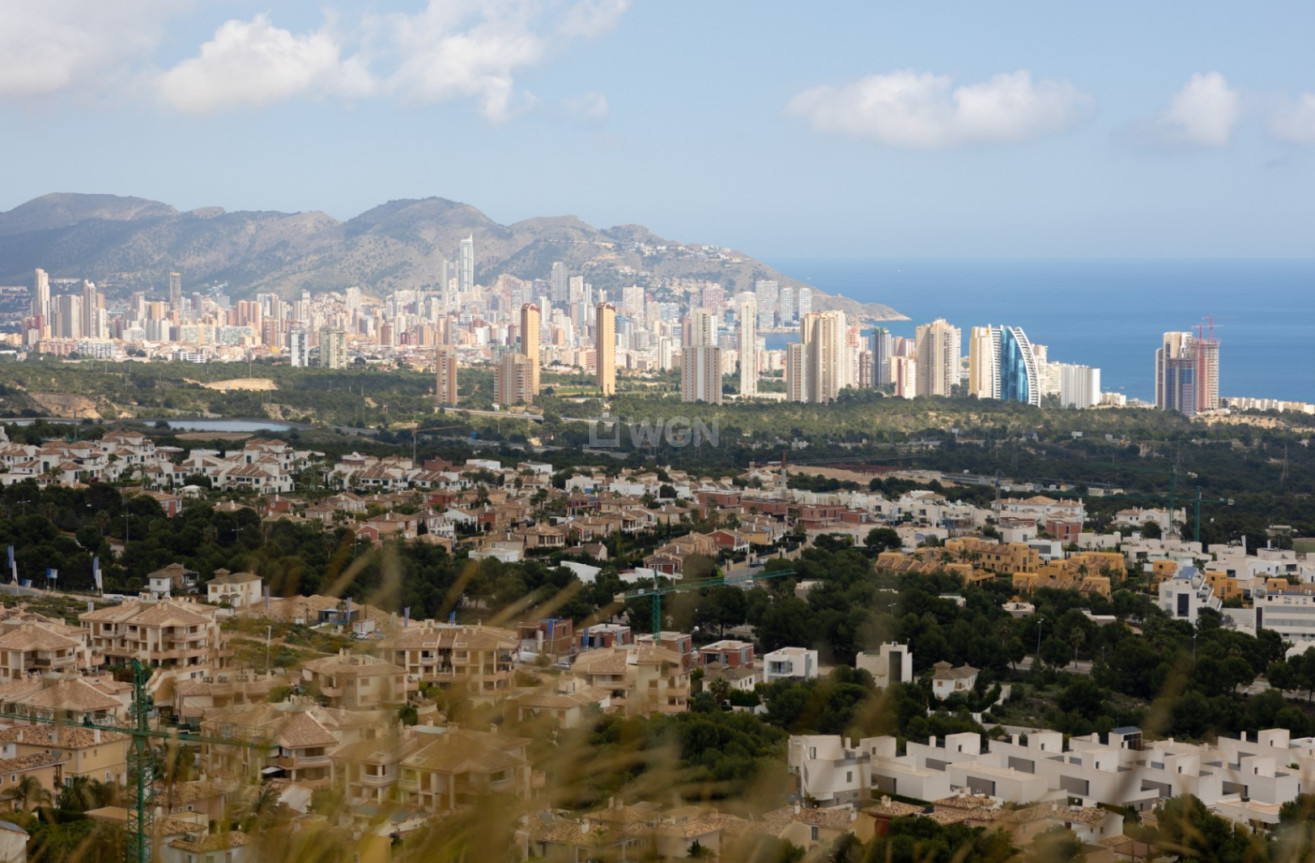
786, 466, 876, 485
202, 378, 279, 392
175, 431, 252, 442
29, 393, 100, 419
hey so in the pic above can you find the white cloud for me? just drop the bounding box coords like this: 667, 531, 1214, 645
562, 92, 610, 122
1269, 94, 1315, 146
154, 1, 628, 122
158, 15, 375, 114
0, 1, 182, 98
1132, 72, 1241, 149
787, 69, 1092, 149
558, 0, 631, 39
387, 4, 547, 122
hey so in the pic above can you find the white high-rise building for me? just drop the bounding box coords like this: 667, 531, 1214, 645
891, 356, 918, 398
870, 328, 893, 387
755, 280, 778, 329
459, 236, 475, 295
1057, 363, 1101, 408
778, 286, 795, 325
550, 261, 568, 303
688, 308, 717, 349
288, 326, 308, 367
739, 296, 758, 397
796, 287, 813, 319
169, 272, 182, 320
32, 268, 49, 321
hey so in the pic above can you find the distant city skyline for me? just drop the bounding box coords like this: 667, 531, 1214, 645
1, 3, 1314, 260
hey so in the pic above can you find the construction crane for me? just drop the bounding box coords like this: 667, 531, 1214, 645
4, 659, 268, 863
622, 568, 796, 634
1100, 467, 1232, 543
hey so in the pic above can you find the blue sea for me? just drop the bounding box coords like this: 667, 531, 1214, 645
765, 259, 1315, 405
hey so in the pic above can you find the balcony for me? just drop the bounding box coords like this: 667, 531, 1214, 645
276, 753, 332, 770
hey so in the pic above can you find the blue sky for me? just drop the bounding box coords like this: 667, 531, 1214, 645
2, 1, 1314, 259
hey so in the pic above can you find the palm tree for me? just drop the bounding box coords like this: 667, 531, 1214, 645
56, 775, 115, 811
9, 775, 51, 811
1069, 628, 1086, 666
243, 785, 283, 832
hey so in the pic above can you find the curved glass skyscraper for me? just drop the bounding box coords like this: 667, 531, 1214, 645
998, 326, 1041, 406
969, 325, 1041, 406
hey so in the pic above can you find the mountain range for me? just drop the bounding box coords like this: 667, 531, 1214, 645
0, 193, 903, 321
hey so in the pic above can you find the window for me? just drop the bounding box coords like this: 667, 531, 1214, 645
810, 825, 819, 841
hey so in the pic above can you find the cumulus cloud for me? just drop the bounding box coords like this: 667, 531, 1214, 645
1269, 94, 1315, 146
0, 1, 182, 98
1130, 72, 1241, 149
155, 0, 629, 121
158, 15, 375, 114
787, 69, 1092, 149
562, 92, 610, 122
558, 0, 631, 39
387, 3, 547, 122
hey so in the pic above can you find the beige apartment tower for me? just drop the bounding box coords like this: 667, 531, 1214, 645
915, 318, 961, 397
739, 296, 758, 397
494, 352, 535, 406
799, 310, 848, 403
520, 303, 541, 396
596, 302, 616, 396
435, 345, 459, 405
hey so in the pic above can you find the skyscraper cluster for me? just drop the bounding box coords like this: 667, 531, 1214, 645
753, 279, 810, 329
786, 310, 850, 403
25, 268, 109, 345
1156, 326, 1220, 416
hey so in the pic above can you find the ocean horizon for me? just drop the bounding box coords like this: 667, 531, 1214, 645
765, 258, 1315, 405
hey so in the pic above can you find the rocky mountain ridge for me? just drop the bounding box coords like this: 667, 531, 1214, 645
0, 193, 905, 321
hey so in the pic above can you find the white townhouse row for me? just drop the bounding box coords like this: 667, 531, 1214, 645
791, 726, 1315, 828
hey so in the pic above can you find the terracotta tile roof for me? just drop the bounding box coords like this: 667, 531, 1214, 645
80, 599, 215, 628
401, 729, 528, 775
761, 806, 856, 833
376, 624, 517, 652
0, 723, 127, 748
527, 815, 616, 846
0, 622, 82, 652
167, 830, 249, 853
932, 794, 998, 811
646, 813, 750, 840
302, 654, 405, 679
10, 678, 121, 713
0, 750, 66, 773
208, 570, 260, 586
164, 780, 237, 807
864, 799, 923, 818
275, 711, 338, 749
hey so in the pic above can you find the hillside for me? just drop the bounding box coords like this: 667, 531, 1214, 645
0, 193, 905, 321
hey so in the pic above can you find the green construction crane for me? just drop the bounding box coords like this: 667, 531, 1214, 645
1190, 486, 1234, 544
124, 660, 155, 863
2, 659, 270, 863
623, 567, 796, 634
